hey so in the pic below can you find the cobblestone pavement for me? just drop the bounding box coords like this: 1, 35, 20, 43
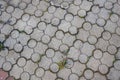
0, 0, 120, 80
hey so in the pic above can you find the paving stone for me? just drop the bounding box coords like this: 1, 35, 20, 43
116, 27, 120, 35
104, 20, 117, 33
22, 0, 31, 4
109, 34, 120, 47
88, 35, 97, 44
94, 0, 106, 7
68, 4, 79, 15
21, 46, 33, 59
85, 12, 98, 24
84, 69, 94, 79
68, 47, 80, 60
34, 42, 48, 55
31, 29, 44, 41
92, 72, 106, 80
55, 30, 64, 40
32, 0, 39, 6
35, 68, 45, 77
90, 24, 104, 38
58, 20, 71, 32
0, 0, 120, 79
37, 1, 50, 11
74, 40, 83, 49
92, 6, 100, 14
38, 22, 47, 31
50, 63, 59, 72
21, 72, 30, 80
74, 0, 81, 5
28, 39, 37, 48
81, 42, 95, 56
65, 59, 74, 69
61, 1, 69, 9
14, 43, 23, 52
71, 61, 86, 76
14, 20, 26, 31
98, 8, 110, 20
65, 14, 73, 22
93, 50, 103, 59
51, 17, 60, 26
107, 45, 117, 55
59, 44, 69, 54
42, 34, 50, 44
0, 48, 8, 57
31, 75, 41, 80
101, 52, 115, 67
42, 71, 56, 80
8, 17, 17, 25
24, 60, 38, 75
46, 49, 55, 58
17, 33, 30, 46
96, 38, 109, 51
17, 57, 26, 67
99, 64, 108, 74
69, 73, 79, 80
54, 8, 66, 19
1, 24, 13, 35
39, 56, 52, 70
10, 65, 23, 79
49, 37, 62, 50
6, 6, 14, 14
79, 77, 86, 80
31, 53, 41, 62
6, 76, 14, 80
48, 6, 56, 14
0, 34, 5, 42
62, 33, 76, 46
114, 60, 120, 70
9, 0, 21, 7
79, 54, 88, 64
4, 37, 16, 50
11, 30, 19, 39
69, 26, 77, 35
34, 9, 43, 17
83, 22, 92, 31
52, 51, 64, 63
0, 69, 8, 80
27, 16, 40, 28
2, 61, 12, 71
71, 16, 85, 28
41, 12, 53, 23
77, 29, 89, 42
107, 68, 120, 80
0, 57, 5, 68
6, 50, 20, 64
25, 4, 37, 14
12, 8, 23, 19
24, 25, 33, 34
0, 12, 11, 22
104, 1, 113, 9
19, 1, 27, 10
45, 24, 57, 37
87, 57, 101, 71
80, 0, 93, 11
96, 18, 106, 26
22, 14, 30, 22
112, 3, 120, 15
58, 68, 71, 80
102, 31, 111, 40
